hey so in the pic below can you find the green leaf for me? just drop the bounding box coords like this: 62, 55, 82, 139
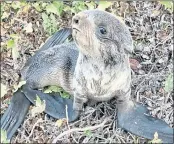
46, 2, 64, 16
42, 12, 50, 32
84, 129, 92, 137
98, 1, 112, 10
60, 91, 70, 99
1, 12, 10, 20
42, 2, 47, 9
52, 1, 64, 16
44, 85, 62, 93
43, 85, 70, 99
42, 12, 49, 23
14, 81, 26, 92
35, 95, 42, 106
160, 1, 173, 12
10, 34, 19, 39
72, 1, 87, 13
33, 3, 42, 12
85, 1, 96, 10
12, 46, 19, 60
6, 39, 15, 49
11, 1, 21, 10
164, 73, 173, 93
148, 132, 162, 143
46, 3, 58, 15
1, 129, 10, 143
31, 95, 46, 117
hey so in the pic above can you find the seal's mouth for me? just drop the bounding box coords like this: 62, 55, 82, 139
72, 27, 81, 32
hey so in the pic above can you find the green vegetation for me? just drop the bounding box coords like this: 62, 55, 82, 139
164, 73, 173, 93
1, 129, 10, 143
159, 1, 173, 12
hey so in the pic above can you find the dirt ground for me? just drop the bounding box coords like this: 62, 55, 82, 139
1, 1, 173, 143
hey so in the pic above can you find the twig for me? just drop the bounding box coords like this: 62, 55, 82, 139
28, 118, 43, 138
65, 105, 78, 143
52, 118, 108, 143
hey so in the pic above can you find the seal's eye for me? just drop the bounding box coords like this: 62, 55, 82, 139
99, 27, 107, 35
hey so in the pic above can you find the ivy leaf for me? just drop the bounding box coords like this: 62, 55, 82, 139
149, 132, 162, 143
43, 85, 70, 99
22, 4, 31, 14
46, 3, 58, 15
11, 1, 21, 10
14, 81, 26, 92
84, 129, 92, 137
160, 1, 173, 12
60, 91, 70, 99
33, 3, 42, 12
46, 2, 63, 16
1, 129, 10, 143
42, 12, 50, 32
98, 1, 112, 10
52, 1, 64, 16
1, 12, 10, 20
43, 85, 62, 93
85, 1, 96, 10
164, 73, 173, 93
31, 95, 46, 117
6, 39, 15, 49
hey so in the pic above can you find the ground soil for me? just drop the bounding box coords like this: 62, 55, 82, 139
1, 1, 173, 143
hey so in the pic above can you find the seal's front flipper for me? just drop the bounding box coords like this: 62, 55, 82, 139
117, 102, 173, 143
37, 28, 72, 52
24, 28, 72, 68
22, 85, 79, 122
1, 90, 30, 140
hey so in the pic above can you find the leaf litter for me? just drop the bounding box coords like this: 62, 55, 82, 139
1, 1, 173, 143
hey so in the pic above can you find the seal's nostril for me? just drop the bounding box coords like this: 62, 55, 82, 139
73, 18, 79, 24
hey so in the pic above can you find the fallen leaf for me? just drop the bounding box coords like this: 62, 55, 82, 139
24, 22, 33, 33
14, 81, 26, 92
97, 1, 112, 10
149, 132, 162, 143
31, 95, 46, 117
84, 129, 92, 137
12, 46, 19, 61
120, 2, 129, 16
151, 10, 160, 17
6, 39, 15, 49
1, 84, 8, 98
43, 85, 62, 93
164, 73, 173, 93
55, 119, 66, 127
129, 58, 141, 70
1, 129, 10, 143
22, 4, 30, 14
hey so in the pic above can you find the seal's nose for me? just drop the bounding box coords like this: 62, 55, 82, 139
72, 13, 87, 25
73, 16, 79, 25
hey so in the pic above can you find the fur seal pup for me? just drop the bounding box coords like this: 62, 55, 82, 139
1, 10, 173, 143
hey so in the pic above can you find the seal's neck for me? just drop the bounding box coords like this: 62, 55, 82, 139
78, 52, 129, 69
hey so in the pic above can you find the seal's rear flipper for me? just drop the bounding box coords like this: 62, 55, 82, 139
22, 85, 79, 122
117, 102, 173, 143
1, 28, 74, 141
1, 90, 30, 140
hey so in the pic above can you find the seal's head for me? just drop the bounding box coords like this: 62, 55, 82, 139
72, 10, 133, 61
